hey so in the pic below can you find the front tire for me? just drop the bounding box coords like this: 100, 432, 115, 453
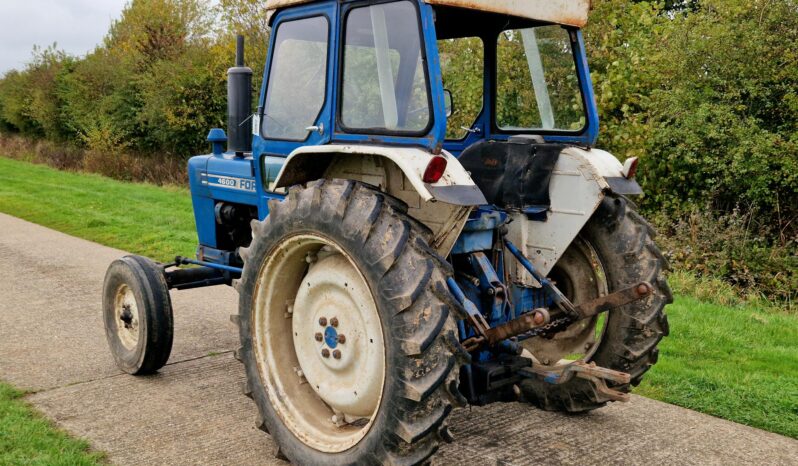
102, 255, 174, 375
236, 180, 465, 465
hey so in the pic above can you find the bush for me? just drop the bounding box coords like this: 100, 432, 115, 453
654, 207, 797, 308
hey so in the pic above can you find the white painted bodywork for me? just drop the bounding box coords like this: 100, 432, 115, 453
505, 147, 623, 285
265, 0, 591, 27
275, 144, 479, 203
274, 145, 479, 255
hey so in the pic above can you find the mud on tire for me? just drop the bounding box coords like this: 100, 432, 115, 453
520, 194, 672, 412
234, 180, 467, 465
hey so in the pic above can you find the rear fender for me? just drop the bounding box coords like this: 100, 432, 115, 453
273, 144, 487, 255
506, 147, 643, 284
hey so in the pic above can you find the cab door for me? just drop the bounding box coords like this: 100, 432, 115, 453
251, 1, 337, 215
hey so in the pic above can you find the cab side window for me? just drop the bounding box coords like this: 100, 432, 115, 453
340, 1, 431, 134
262, 16, 329, 141
438, 37, 484, 140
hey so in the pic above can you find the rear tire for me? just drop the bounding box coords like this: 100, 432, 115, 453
520, 194, 672, 412
235, 180, 466, 465
102, 255, 174, 375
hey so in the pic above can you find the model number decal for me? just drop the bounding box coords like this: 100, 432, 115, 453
202, 173, 256, 193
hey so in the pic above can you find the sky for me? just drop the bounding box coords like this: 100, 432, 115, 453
0, 0, 129, 75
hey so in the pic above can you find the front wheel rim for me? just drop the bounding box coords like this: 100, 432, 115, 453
251, 234, 386, 453
113, 284, 140, 350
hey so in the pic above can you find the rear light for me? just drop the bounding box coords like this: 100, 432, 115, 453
423, 156, 448, 183
622, 157, 639, 179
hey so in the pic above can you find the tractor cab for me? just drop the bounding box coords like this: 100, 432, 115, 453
254, 0, 597, 153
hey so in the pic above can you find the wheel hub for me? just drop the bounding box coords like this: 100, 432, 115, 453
114, 285, 139, 350
323, 324, 339, 348
293, 253, 385, 418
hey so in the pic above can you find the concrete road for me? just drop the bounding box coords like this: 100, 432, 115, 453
1, 212, 796, 465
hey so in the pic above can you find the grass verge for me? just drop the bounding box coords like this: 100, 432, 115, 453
0, 383, 104, 465
1, 157, 796, 439
0, 157, 195, 262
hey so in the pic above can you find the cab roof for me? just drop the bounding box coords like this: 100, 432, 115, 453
264, 0, 592, 28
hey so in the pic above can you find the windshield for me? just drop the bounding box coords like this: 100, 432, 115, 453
340, 1, 431, 134
496, 25, 586, 132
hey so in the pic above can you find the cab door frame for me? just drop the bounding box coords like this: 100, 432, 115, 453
251, 0, 339, 218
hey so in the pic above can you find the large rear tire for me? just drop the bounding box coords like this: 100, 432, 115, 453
520, 194, 672, 412
235, 180, 466, 465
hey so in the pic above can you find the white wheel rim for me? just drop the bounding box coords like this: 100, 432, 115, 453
252, 235, 386, 453
114, 284, 140, 350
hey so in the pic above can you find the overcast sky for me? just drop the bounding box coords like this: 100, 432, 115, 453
0, 0, 129, 75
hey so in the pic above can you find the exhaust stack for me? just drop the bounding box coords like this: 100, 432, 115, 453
227, 35, 253, 155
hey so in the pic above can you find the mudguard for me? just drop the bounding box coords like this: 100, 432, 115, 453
274, 144, 487, 206
273, 144, 487, 255
506, 146, 643, 283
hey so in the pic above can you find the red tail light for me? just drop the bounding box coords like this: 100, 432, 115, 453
423, 156, 448, 183
622, 157, 639, 179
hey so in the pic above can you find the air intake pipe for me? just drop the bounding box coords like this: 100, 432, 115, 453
227, 35, 253, 155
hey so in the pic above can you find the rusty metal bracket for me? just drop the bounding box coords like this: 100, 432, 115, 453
574, 282, 653, 319
484, 309, 550, 345
521, 361, 632, 402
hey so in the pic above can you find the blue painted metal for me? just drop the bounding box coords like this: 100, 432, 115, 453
451, 208, 507, 255
207, 128, 227, 156
446, 277, 480, 320
177, 256, 244, 274
504, 238, 551, 288
324, 326, 339, 348
469, 252, 508, 323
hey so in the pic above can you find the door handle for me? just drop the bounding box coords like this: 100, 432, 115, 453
305, 123, 324, 135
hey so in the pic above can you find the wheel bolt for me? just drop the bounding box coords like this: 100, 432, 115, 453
321, 349, 330, 358
330, 317, 339, 328
337, 334, 346, 344
315, 333, 323, 342
532, 311, 546, 326
333, 350, 342, 359
319, 317, 327, 326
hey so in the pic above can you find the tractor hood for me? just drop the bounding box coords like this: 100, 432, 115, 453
265, 0, 591, 27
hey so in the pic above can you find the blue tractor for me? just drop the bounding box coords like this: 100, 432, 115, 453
102, 1, 671, 463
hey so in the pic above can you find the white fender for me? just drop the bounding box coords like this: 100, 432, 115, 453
506, 147, 636, 285
273, 144, 487, 255
274, 144, 487, 206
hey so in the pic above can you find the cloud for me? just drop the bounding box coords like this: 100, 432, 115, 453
0, 0, 128, 74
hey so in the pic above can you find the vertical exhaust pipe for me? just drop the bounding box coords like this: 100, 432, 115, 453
227, 35, 253, 155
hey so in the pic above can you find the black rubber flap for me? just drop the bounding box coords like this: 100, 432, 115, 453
458, 140, 563, 210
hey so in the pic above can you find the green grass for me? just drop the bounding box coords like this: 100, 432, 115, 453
0, 157, 196, 262
1, 157, 796, 440
0, 383, 104, 465
635, 296, 798, 438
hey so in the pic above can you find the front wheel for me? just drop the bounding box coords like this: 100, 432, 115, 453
520, 194, 672, 412
235, 180, 465, 465
102, 255, 173, 375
